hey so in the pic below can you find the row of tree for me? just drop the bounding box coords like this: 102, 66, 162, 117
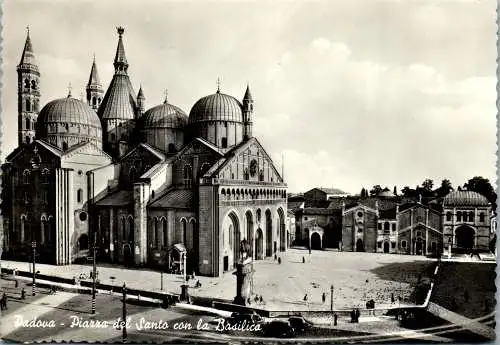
361, 176, 497, 209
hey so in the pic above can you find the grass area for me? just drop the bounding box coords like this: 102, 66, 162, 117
430, 262, 496, 319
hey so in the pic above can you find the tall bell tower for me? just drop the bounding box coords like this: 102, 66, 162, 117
17, 27, 40, 146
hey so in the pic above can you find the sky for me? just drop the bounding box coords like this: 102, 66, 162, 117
1, 0, 497, 194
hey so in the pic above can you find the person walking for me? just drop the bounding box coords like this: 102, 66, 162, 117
303, 293, 308, 302
391, 293, 395, 304
322, 292, 326, 304
334, 313, 338, 326
302, 256, 305, 264
274, 253, 277, 261
254, 295, 259, 304
355, 308, 360, 323
2, 292, 7, 310
259, 295, 264, 304
21, 288, 26, 300
278, 257, 281, 265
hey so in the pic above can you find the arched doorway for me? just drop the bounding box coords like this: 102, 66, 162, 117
277, 208, 286, 251
416, 238, 424, 255
455, 226, 475, 251
311, 232, 322, 250
265, 210, 272, 257
222, 212, 240, 271
383, 241, 390, 253
356, 239, 364, 252
123, 244, 133, 267
255, 228, 264, 260
245, 211, 254, 258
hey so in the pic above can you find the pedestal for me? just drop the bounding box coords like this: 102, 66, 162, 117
180, 284, 190, 302
233, 258, 253, 306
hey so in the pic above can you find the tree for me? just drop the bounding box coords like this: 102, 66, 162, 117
402, 186, 417, 198
360, 188, 368, 198
422, 179, 434, 191
370, 185, 382, 196
393, 186, 398, 196
464, 176, 497, 208
436, 179, 453, 198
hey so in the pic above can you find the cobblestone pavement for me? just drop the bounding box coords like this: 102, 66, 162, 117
1, 249, 436, 311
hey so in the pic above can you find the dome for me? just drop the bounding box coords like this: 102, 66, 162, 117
38, 96, 101, 128
36, 96, 102, 150
189, 91, 243, 123
443, 190, 490, 207
142, 102, 188, 129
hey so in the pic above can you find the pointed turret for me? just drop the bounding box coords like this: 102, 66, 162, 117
17, 27, 40, 146
113, 27, 129, 74
137, 85, 145, 115
86, 55, 104, 110
242, 83, 253, 140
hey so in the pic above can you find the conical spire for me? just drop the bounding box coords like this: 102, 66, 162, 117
88, 54, 102, 86
243, 82, 253, 100
137, 85, 145, 99
113, 26, 129, 74
18, 26, 37, 67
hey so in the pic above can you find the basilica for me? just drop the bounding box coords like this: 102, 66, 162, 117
1, 28, 288, 277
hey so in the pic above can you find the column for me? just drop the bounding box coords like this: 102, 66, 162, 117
109, 208, 115, 262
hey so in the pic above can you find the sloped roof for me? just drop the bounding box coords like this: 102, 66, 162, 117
95, 190, 133, 206
98, 74, 137, 120
307, 187, 347, 195
149, 189, 193, 209
120, 143, 166, 162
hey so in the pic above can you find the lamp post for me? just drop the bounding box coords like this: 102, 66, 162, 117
32, 241, 36, 296
330, 284, 333, 312
122, 283, 127, 343
160, 271, 163, 291
91, 234, 97, 314
183, 252, 187, 283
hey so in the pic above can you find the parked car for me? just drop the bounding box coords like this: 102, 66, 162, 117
226, 312, 263, 325
260, 320, 295, 338
288, 316, 313, 332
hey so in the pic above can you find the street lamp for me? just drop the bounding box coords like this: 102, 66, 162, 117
122, 283, 127, 343
330, 284, 334, 312
91, 234, 97, 314
32, 241, 36, 296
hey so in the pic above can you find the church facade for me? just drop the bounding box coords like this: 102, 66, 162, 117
1, 28, 288, 277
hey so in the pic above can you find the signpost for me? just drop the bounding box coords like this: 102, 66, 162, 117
32, 241, 36, 296
122, 283, 127, 343
91, 234, 97, 314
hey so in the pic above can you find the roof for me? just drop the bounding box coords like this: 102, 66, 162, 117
114, 27, 128, 68
443, 190, 490, 207
169, 243, 186, 253
18, 31, 38, 70
98, 74, 137, 120
149, 189, 193, 209
307, 187, 347, 195
302, 208, 339, 215
121, 143, 166, 162
37, 96, 102, 128
189, 91, 243, 123
95, 190, 133, 206
137, 85, 145, 98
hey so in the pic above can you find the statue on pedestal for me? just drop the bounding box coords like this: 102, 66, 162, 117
233, 239, 254, 306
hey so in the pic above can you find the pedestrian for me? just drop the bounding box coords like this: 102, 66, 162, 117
391, 293, 395, 304
15, 280, 18, 288
350, 309, 355, 323
247, 297, 251, 305
2, 293, 7, 310
254, 295, 259, 304
274, 253, 277, 261
0, 295, 4, 310
302, 256, 305, 264
334, 313, 338, 326
259, 295, 264, 304
303, 293, 308, 302
278, 257, 281, 265
322, 292, 326, 304
21, 288, 26, 300
355, 308, 360, 323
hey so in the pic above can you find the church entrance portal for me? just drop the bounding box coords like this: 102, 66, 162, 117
311, 232, 322, 250
255, 229, 264, 260
356, 239, 364, 252
416, 238, 423, 255
456, 226, 475, 251
123, 244, 133, 267
223, 256, 229, 272
383, 241, 390, 253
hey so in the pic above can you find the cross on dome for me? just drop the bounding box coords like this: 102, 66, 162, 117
216, 78, 221, 93
164, 89, 168, 104
67, 82, 72, 98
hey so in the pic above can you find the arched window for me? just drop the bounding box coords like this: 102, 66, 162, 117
129, 167, 137, 183
92, 97, 97, 106
228, 224, 233, 248
162, 218, 168, 247
184, 165, 192, 188
153, 218, 158, 247
168, 143, 176, 153
31, 80, 37, 90
468, 211, 474, 222
23, 169, 31, 184
62, 142, 68, 151
182, 219, 187, 244
24, 79, 30, 90
244, 168, 249, 180
151, 190, 155, 199
34, 100, 39, 112
26, 99, 31, 112
26, 118, 30, 130
77, 189, 83, 203
384, 222, 390, 231
122, 218, 126, 240
128, 217, 134, 242
457, 211, 462, 222
479, 212, 485, 223
446, 212, 452, 221
259, 170, 264, 182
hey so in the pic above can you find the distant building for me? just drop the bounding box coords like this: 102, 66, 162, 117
292, 190, 493, 255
